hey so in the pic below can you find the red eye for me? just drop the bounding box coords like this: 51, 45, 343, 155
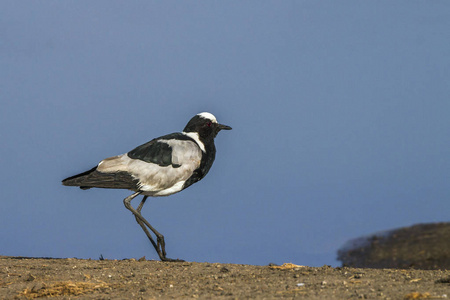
207, 122, 212, 127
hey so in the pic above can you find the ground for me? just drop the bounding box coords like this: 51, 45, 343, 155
1, 256, 449, 299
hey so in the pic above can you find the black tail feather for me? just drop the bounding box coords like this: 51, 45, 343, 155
62, 166, 98, 189
62, 167, 140, 190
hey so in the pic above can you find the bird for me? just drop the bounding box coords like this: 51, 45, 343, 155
62, 112, 231, 261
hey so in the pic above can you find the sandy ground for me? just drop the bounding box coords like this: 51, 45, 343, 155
1, 256, 449, 299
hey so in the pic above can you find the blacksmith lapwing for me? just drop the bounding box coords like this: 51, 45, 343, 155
62, 112, 231, 261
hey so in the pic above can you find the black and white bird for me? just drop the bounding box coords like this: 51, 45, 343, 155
62, 112, 231, 261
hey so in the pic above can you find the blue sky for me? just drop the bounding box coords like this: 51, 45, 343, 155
1, 1, 449, 266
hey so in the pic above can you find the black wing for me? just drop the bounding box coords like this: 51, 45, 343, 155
127, 133, 193, 168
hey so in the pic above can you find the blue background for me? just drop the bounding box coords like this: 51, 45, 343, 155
1, 1, 449, 266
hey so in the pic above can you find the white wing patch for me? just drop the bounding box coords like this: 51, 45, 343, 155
97, 139, 202, 196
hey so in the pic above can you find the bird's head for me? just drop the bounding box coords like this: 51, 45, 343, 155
183, 112, 232, 140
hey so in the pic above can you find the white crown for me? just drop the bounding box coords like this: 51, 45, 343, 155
197, 112, 218, 123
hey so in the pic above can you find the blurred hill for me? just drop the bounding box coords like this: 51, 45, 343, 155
337, 222, 450, 270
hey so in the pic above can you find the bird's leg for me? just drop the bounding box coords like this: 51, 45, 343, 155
124, 193, 165, 260
123, 192, 184, 262
136, 197, 169, 259
134, 196, 159, 252
136, 196, 147, 213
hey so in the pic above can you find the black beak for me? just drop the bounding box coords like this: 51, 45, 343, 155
218, 123, 232, 131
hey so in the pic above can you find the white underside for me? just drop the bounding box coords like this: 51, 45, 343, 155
140, 180, 186, 196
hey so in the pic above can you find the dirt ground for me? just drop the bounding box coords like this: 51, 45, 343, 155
1, 256, 449, 299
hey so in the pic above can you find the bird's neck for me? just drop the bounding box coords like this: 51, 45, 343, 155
200, 140, 216, 175
182, 140, 216, 190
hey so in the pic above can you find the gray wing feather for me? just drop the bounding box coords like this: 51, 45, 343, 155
97, 139, 202, 193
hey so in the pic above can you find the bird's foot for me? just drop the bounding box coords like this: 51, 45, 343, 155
161, 257, 185, 262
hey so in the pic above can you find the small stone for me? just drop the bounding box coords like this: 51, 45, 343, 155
26, 274, 36, 281
435, 277, 450, 284
31, 282, 46, 292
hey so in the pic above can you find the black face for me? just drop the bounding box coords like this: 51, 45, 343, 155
202, 120, 232, 138
183, 115, 232, 140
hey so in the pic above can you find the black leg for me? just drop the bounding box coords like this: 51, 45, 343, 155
123, 192, 184, 262
134, 196, 159, 253
136, 196, 148, 213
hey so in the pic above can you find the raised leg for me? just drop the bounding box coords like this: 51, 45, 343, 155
123, 192, 184, 262
134, 196, 159, 253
